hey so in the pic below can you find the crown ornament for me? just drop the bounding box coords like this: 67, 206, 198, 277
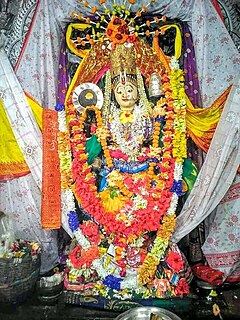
110, 43, 137, 88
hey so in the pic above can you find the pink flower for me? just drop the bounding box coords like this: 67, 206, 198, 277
228, 234, 235, 241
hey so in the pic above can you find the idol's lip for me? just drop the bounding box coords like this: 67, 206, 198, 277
122, 99, 129, 101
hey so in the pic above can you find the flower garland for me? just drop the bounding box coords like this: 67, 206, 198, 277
138, 57, 187, 284
56, 56, 187, 295
71, 105, 174, 237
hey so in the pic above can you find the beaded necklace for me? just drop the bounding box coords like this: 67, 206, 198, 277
109, 101, 153, 159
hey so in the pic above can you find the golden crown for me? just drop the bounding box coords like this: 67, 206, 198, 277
110, 44, 137, 84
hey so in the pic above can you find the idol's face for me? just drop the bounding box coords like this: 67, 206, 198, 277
114, 81, 138, 112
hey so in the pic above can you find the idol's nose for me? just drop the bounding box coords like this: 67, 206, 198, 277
122, 88, 128, 98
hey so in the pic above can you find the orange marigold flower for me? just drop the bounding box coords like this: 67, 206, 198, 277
136, 11, 141, 17
71, 11, 75, 19
146, 20, 151, 27
86, 17, 91, 24
84, 1, 89, 7
129, 0, 135, 4
145, 30, 150, 36
77, 13, 82, 20
99, 0, 105, 4
92, 6, 97, 13
155, 17, 160, 23
162, 15, 167, 22
142, 6, 147, 12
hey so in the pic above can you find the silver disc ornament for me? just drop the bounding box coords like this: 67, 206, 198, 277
72, 82, 104, 113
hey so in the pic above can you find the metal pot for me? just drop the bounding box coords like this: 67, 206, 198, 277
115, 307, 182, 320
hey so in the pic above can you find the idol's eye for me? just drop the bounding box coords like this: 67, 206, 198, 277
116, 85, 124, 94
126, 85, 134, 93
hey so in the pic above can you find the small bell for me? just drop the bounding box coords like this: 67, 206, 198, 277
149, 72, 163, 98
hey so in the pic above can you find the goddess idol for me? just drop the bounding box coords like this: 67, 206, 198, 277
58, 1, 191, 301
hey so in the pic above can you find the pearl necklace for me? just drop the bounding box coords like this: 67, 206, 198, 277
109, 101, 152, 160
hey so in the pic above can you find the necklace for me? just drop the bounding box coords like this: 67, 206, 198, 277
109, 101, 153, 160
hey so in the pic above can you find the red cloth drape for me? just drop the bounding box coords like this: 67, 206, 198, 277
211, 0, 224, 22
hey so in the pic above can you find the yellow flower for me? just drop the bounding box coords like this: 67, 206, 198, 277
107, 170, 123, 187
96, 127, 110, 140
148, 146, 162, 158
99, 189, 126, 212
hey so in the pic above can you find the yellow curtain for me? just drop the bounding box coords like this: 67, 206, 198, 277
66, 23, 91, 58
186, 86, 231, 152
0, 98, 30, 180
25, 92, 43, 130
159, 24, 182, 60
0, 94, 43, 180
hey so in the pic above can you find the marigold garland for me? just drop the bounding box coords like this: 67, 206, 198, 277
57, 56, 187, 296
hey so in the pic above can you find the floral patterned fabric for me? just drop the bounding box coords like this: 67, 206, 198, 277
0, 50, 42, 188
4, 0, 38, 68
0, 49, 58, 273
0, 174, 59, 274
202, 174, 240, 281
14, 0, 76, 108
172, 77, 240, 242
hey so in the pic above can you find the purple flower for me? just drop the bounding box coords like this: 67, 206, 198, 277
55, 103, 65, 112
170, 180, 183, 196
103, 275, 122, 291
155, 116, 164, 123
68, 211, 79, 232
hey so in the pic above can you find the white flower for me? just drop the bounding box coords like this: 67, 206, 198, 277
58, 110, 67, 132
74, 229, 91, 250
169, 56, 179, 70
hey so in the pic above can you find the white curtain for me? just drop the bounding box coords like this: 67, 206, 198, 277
3, 0, 240, 256
14, 0, 76, 108
0, 49, 58, 273
0, 175, 58, 274
0, 50, 42, 188
14, 0, 240, 110
202, 174, 240, 280
172, 78, 240, 242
